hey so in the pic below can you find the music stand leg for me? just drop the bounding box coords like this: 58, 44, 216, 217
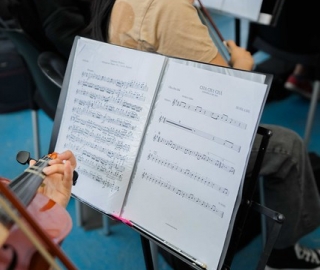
140, 235, 155, 270
251, 202, 285, 270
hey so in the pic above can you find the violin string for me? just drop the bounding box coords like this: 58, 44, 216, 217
9, 156, 50, 206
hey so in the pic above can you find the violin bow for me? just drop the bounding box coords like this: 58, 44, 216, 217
0, 180, 77, 270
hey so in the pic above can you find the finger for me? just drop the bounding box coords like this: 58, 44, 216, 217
42, 162, 75, 185
42, 163, 66, 176
225, 40, 236, 49
63, 160, 73, 186
29, 159, 36, 166
58, 150, 77, 167
48, 150, 77, 169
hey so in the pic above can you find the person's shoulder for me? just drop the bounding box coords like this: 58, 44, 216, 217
118, 0, 192, 11
144, 0, 196, 20
150, 0, 194, 10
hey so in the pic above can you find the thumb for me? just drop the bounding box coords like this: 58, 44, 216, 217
29, 159, 37, 166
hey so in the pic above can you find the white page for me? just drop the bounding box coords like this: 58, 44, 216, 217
54, 37, 166, 215
123, 58, 267, 270
196, 0, 263, 21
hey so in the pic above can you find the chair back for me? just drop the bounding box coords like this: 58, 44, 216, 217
2, 28, 60, 120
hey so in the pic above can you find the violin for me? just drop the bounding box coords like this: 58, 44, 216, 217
0, 152, 78, 270
196, 0, 228, 44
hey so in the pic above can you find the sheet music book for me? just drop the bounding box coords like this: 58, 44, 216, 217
195, 0, 283, 25
50, 36, 272, 270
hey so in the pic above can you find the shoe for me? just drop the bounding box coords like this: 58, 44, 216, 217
265, 243, 320, 269
285, 74, 314, 99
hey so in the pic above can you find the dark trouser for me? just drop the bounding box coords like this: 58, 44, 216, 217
248, 124, 320, 249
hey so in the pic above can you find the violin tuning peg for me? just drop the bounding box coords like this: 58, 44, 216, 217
16, 151, 32, 165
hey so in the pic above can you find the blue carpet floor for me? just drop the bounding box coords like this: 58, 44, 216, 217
1, 13, 320, 270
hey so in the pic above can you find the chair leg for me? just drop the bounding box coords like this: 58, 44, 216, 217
304, 80, 320, 147
31, 109, 40, 159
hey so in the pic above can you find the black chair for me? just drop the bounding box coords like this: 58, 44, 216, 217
0, 21, 42, 158
247, 20, 320, 148
2, 29, 61, 121
38, 51, 67, 89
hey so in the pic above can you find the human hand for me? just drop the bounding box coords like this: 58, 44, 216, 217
224, 40, 254, 71
30, 150, 77, 208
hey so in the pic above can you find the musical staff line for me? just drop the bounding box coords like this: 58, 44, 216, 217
66, 132, 130, 153
71, 148, 125, 182
172, 99, 247, 129
77, 167, 120, 191
77, 82, 146, 101
73, 97, 140, 121
70, 109, 137, 132
147, 153, 229, 195
159, 116, 241, 152
153, 134, 235, 174
74, 89, 143, 112
81, 72, 149, 91
142, 172, 224, 218
68, 121, 133, 141
79, 149, 125, 170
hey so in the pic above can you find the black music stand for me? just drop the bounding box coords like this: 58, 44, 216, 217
139, 126, 285, 270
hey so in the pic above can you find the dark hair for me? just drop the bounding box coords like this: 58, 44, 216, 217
86, 0, 116, 42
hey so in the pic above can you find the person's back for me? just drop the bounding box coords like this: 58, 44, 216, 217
89, 0, 254, 71
109, 0, 218, 65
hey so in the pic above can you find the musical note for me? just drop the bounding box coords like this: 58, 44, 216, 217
141, 172, 224, 218
171, 98, 247, 129
159, 116, 241, 152
78, 167, 121, 191
147, 153, 229, 195
152, 134, 235, 174
80, 72, 149, 92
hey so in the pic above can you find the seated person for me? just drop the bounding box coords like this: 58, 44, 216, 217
247, 0, 319, 100
86, 1, 320, 269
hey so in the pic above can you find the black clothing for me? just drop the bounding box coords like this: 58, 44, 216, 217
247, 1, 319, 55
7, 0, 91, 59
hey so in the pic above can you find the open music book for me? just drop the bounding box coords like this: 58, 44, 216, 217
195, 0, 284, 25
50, 36, 272, 270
